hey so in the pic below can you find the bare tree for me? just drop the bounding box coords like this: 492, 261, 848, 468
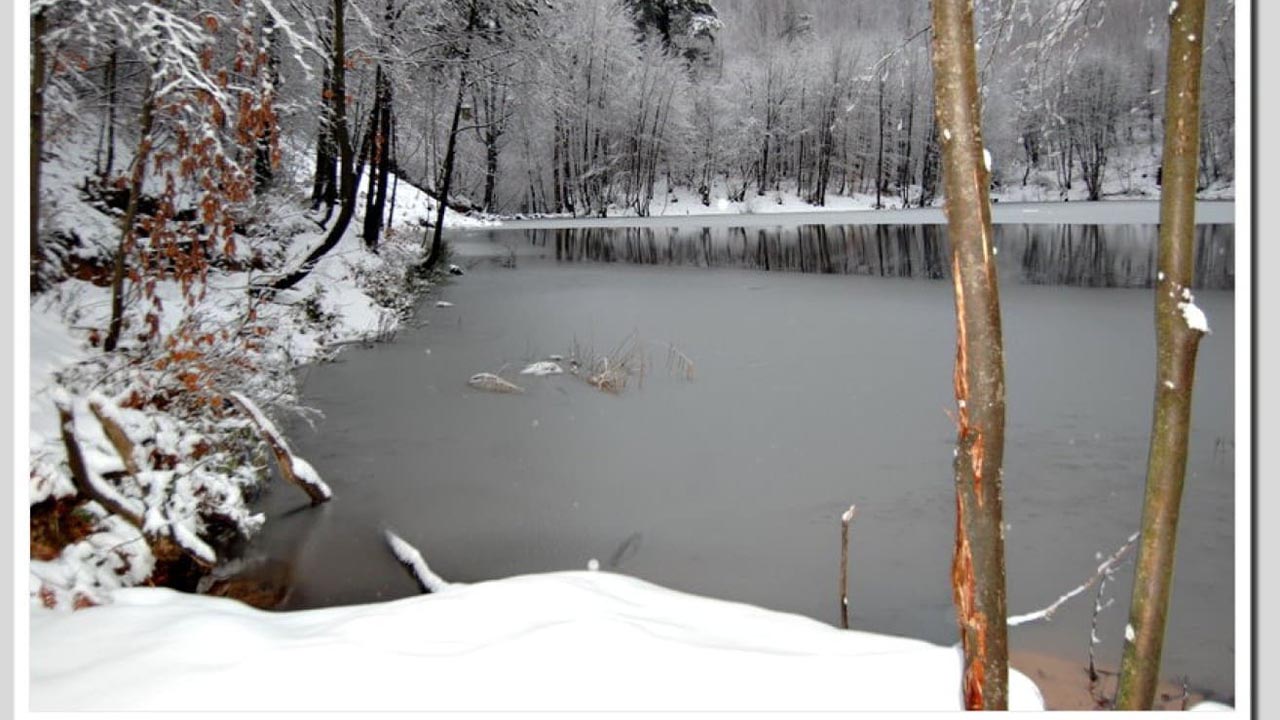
30, 6, 48, 289
929, 0, 1009, 708
1114, 0, 1210, 708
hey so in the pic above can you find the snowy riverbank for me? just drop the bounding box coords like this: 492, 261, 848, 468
30, 570, 1046, 711
494, 198, 1236, 230
27, 146, 487, 610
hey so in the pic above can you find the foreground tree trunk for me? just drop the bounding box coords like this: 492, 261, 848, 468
929, 0, 1009, 709
1114, 0, 1209, 709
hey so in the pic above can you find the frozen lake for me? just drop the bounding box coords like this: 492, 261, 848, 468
250, 209, 1235, 701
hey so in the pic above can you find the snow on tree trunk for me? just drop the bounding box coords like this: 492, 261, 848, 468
928, 0, 1010, 709
1114, 0, 1210, 709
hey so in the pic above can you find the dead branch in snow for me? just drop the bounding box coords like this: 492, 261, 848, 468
229, 392, 332, 505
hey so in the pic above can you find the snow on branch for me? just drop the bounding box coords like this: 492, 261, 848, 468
54, 393, 217, 569
1007, 531, 1140, 627
254, 0, 320, 76
55, 397, 146, 530
384, 530, 451, 594
229, 392, 333, 505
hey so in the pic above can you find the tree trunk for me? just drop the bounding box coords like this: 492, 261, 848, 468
386, 114, 399, 227
255, 15, 280, 194
1114, 0, 1209, 708
362, 64, 388, 250
929, 0, 1009, 709
552, 115, 563, 212
483, 130, 499, 212
103, 79, 158, 352
875, 72, 886, 209
373, 88, 393, 229
311, 61, 338, 211
271, 0, 356, 292
900, 66, 916, 206
422, 69, 468, 272
31, 8, 47, 289
95, 43, 119, 180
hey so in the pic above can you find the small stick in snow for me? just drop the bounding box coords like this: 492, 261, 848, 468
1007, 531, 1139, 627
228, 392, 332, 506
840, 504, 857, 630
384, 529, 451, 594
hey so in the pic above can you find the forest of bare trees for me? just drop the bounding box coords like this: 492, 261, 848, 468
31, 0, 1236, 248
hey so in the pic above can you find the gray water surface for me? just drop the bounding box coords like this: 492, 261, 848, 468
252, 222, 1235, 701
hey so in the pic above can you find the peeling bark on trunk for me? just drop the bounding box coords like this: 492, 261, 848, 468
1115, 0, 1209, 709
929, 0, 1010, 709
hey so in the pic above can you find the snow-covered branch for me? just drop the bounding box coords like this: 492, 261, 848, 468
229, 392, 333, 505
385, 529, 452, 593
1007, 531, 1139, 627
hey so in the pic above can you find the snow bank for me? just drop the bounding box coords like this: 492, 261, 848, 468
30, 571, 1045, 711
28, 300, 91, 445
353, 167, 501, 231
29, 133, 447, 608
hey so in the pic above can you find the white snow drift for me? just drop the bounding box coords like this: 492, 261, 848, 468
30, 571, 1046, 712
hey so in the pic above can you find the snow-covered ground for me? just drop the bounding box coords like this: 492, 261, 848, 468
29, 569, 1047, 712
